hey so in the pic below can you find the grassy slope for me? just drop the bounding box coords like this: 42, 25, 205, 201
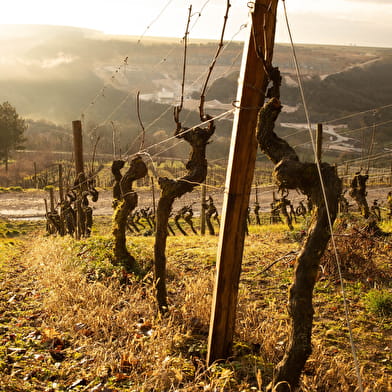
0, 217, 391, 391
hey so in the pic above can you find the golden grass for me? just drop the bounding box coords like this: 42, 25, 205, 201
2, 221, 391, 391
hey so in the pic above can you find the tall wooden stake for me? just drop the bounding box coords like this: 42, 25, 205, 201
207, 0, 279, 364
34, 162, 38, 189
390, 158, 392, 186
72, 120, 85, 240
72, 120, 84, 177
151, 176, 156, 227
201, 183, 206, 235
316, 123, 323, 163
58, 164, 64, 203
49, 188, 55, 213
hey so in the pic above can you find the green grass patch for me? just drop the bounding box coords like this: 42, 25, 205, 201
0, 186, 23, 193
364, 289, 392, 317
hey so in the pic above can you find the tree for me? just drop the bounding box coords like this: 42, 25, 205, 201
0, 101, 27, 172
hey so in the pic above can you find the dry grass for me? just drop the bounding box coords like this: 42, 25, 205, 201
0, 220, 391, 391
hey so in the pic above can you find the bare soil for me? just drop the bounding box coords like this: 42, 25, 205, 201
0, 184, 391, 222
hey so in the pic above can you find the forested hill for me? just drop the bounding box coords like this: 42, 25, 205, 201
208, 55, 392, 123
1, 24, 391, 161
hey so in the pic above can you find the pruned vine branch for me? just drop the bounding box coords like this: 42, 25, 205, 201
174, 5, 192, 130
199, 0, 231, 120
136, 91, 146, 150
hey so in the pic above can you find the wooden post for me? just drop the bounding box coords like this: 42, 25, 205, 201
49, 188, 55, 213
367, 114, 376, 172
151, 176, 156, 228
255, 180, 259, 204
316, 123, 323, 163
44, 199, 49, 216
201, 183, 206, 235
390, 158, 392, 186
72, 120, 85, 240
34, 162, 38, 189
58, 164, 64, 203
207, 0, 279, 365
72, 120, 84, 177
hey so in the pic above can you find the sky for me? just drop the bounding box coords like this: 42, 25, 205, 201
1, 0, 392, 48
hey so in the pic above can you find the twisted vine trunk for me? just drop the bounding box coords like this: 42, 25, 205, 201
257, 98, 342, 391
154, 121, 215, 312
112, 156, 147, 272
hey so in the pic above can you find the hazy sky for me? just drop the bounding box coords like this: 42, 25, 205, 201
1, 0, 392, 48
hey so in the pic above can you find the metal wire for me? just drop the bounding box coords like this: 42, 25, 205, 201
282, 1, 365, 391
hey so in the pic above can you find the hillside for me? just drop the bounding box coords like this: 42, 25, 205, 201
0, 25, 392, 164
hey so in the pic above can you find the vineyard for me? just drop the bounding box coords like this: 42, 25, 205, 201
0, 206, 391, 391
1, 0, 392, 391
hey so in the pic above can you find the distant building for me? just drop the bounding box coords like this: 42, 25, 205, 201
157, 88, 175, 104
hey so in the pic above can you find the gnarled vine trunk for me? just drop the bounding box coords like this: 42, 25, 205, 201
112, 156, 147, 272
154, 120, 215, 312
257, 97, 342, 391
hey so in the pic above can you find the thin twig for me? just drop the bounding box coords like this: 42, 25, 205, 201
174, 5, 192, 129
137, 91, 146, 150
199, 0, 231, 120
110, 121, 117, 160
91, 135, 101, 174
255, 250, 298, 276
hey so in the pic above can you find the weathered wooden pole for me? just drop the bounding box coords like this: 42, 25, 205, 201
390, 158, 392, 186
151, 176, 156, 228
201, 183, 206, 235
49, 187, 55, 213
33, 162, 38, 189
367, 114, 376, 172
72, 120, 84, 176
58, 164, 64, 203
316, 123, 323, 163
72, 120, 85, 240
207, 0, 279, 364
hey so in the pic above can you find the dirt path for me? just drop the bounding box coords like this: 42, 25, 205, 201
0, 185, 391, 220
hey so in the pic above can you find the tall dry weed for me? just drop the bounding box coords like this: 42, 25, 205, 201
20, 231, 391, 391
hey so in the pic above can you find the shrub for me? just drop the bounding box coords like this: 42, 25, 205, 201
8, 186, 23, 192
364, 289, 392, 317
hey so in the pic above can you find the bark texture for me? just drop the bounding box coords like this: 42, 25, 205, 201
349, 172, 370, 218
112, 156, 147, 271
154, 120, 215, 312
257, 98, 342, 391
